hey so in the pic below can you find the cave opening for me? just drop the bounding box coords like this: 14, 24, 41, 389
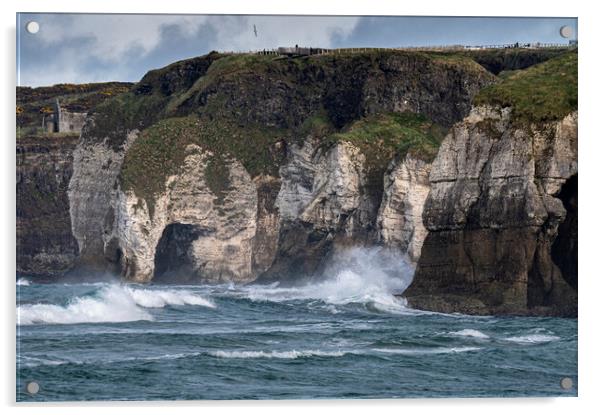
551, 174, 578, 289
153, 223, 205, 284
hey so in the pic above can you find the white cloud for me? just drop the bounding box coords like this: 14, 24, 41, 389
19, 49, 126, 86
36, 14, 209, 62
19, 14, 361, 85
32, 14, 359, 63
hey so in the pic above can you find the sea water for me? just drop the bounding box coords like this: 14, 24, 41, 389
16, 248, 577, 401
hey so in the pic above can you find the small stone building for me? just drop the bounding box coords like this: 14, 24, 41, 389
43, 99, 87, 134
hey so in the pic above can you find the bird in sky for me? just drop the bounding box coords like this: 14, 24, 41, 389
253, 24, 258, 37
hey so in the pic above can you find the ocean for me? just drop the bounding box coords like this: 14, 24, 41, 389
16, 249, 577, 401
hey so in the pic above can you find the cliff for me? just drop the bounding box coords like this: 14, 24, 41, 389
17, 48, 577, 316
16, 134, 79, 278
405, 52, 578, 316
16, 82, 133, 278
68, 50, 492, 283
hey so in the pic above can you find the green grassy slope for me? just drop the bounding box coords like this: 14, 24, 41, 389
474, 51, 577, 122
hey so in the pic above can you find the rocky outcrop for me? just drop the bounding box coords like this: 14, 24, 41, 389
405, 107, 578, 316
259, 138, 375, 282
67, 118, 139, 276
173, 51, 495, 130
64, 50, 490, 283
99, 129, 434, 284
377, 155, 432, 262
16, 135, 80, 278
111, 145, 258, 283
251, 174, 281, 276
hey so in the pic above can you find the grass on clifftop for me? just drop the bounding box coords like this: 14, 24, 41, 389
16, 82, 133, 135
474, 51, 577, 122
324, 112, 446, 169
120, 115, 286, 218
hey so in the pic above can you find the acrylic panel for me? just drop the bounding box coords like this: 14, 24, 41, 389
16, 13, 578, 401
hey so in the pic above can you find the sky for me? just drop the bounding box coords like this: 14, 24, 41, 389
17, 14, 577, 87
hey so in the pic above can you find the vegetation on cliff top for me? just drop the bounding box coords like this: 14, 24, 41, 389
474, 51, 577, 122
458, 48, 570, 75
16, 82, 133, 136
324, 112, 446, 167
86, 91, 167, 150
120, 115, 287, 217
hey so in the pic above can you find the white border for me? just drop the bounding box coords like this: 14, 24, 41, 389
2, 0, 600, 413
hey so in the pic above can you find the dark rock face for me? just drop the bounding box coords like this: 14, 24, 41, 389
135, 52, 221, 97
251, 175, 282, 276
16, 135, 80, 279
405, 107, 578, 316
153, 223, 207, 283
551, 174, 578, 289
177, 52, 494, 130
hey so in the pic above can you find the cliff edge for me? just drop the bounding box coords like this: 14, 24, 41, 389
405, 52, 578, 316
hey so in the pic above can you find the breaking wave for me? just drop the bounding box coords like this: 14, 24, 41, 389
504, 334, 561, 344
449, 329, 490, 339
16, 278, 31, 286
241, 247, 416, 314
17, 285, 215, 325
372, 346, 482, 355
18, 355, 71, 367
208, 349, 352, 359
124, 286, 215, 308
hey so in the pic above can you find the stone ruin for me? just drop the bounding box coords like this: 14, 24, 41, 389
43, 98, 87, 134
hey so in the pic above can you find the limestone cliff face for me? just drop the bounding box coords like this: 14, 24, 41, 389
377, 155, 432, 262
101, 131, 430, 284
65, 116, 437, 285
67, 118, 139, 276
260, 138, 374, 282
405, 107, 578, 316
111, 145, 257, 283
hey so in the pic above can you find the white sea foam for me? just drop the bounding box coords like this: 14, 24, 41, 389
504, 334, 560, 344
208, 349, 351, 359
16, 278, 31, 286
17, 285, 153, 325
240, 247, 418, 314
125, 286, 215, 308
109, 352, 202, 363
17, 285, 215, 325
372, 346, 482, 355
449, 329, 490, 339
18, 355, 73, 367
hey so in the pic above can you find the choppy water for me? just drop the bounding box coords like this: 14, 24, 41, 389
16, 249, 577, 401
